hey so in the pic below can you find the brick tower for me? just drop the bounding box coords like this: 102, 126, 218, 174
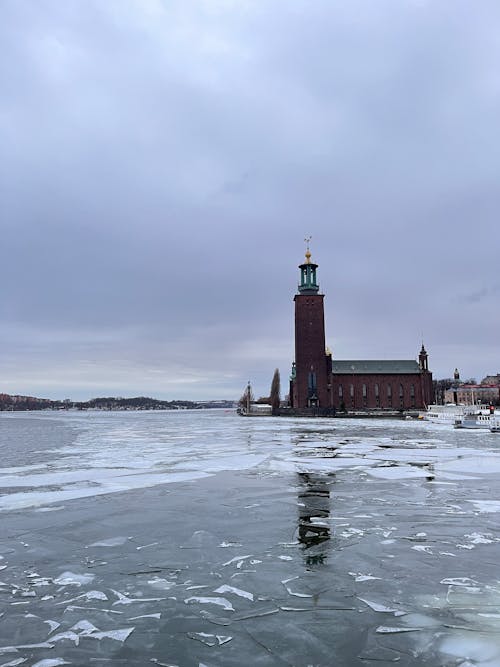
292, 247, 331, 409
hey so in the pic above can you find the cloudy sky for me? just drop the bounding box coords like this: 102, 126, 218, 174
1, 0, 499, 401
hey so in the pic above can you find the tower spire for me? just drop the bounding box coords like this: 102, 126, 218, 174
419, 342, 429, 372
298, 239, 319, 294
304, 236, 312, 264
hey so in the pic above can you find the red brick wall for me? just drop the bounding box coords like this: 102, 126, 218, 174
294, 294, 331, 408
330, 372, 433, 410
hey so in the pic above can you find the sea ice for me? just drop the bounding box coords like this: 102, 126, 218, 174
440, 577, 477, 587
49, 630, 80, 645
467, 500, 500, 513
0, 644, 54, 654
358, 598, 406, 615
440, 634, 500, 662
147, 577, 176, 591
91, 627, 135, 642
465, 532, 495, 544
349, 572, 382, 582
44, 620, 61, 633
53, 571, 95, 586
222, 555, 253, 567
376, 626, 421, 633
111, 589, 165, 605
188, 632, 232, 646
57, 590, 108, 604
88, 536, 129, 547
282, 577, 313, 598
184, 596, 234, 611
213, 584, 254, 601
70, 620, 100, 635
412, 545, 433, 553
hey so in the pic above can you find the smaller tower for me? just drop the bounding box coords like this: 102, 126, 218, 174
454, 368, 460, 382
419, 344, 429, 372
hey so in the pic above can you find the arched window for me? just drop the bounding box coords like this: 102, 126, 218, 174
350, 384, 355, 407
339, 385, 343, 398
387, 384, 392, 407
362, 384, 367, 407
399, 384, 404, 408
375, 383, 380, 408
410, 384, 415, 408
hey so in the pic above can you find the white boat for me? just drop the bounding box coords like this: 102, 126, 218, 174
420, 404, 466, 424
454, 409, 500, 430
490, 417, 500, 433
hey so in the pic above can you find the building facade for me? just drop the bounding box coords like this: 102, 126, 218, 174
289, 251, 434, 412
444, 385, 500, 406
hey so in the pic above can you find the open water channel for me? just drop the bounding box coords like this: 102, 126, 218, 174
1, 409, 500, 666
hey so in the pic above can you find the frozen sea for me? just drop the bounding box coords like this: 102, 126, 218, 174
2, 410, 500, 666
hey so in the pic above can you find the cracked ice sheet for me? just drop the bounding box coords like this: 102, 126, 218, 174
466, 500, 500, 513
436, 454, 500, 475
358, 598, 406, 615
53, 572, 95, 586
367, 466, 431, 480
0, 470, 214, 512
185, 596, 235, 611
213, 585, 254, 601
267, 456, 372, 474
5, 412, 500, 665
87, 536, 129, 547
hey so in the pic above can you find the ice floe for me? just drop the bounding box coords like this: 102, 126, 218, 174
358, 598, 406, 615
213, 584, 254, 601
87, 536, 129, 547
187, 632, 232, 646
184, 596, 234, 611
349, 572, 382, 582
53, 572, 95, 587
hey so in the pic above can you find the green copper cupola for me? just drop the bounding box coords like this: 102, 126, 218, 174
298, 247, 319, 294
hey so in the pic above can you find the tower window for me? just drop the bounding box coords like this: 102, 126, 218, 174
308, 372, 317, 397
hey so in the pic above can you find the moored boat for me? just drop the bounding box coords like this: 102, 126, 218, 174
490, 417, 500, 433
420, 404, 466, 424
454, 407, 500, 430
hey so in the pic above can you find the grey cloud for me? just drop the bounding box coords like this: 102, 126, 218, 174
1, 0, 500, 399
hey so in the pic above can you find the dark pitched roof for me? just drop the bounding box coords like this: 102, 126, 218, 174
331, 360, 421, 375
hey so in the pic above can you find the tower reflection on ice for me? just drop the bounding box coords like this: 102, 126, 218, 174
297, 472, 333, 565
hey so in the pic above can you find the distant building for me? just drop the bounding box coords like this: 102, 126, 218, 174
444, 384, 500, 406
481, 374, 500, 386
289, 249, 433, 412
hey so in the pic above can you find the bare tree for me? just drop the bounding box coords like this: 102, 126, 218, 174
270, 368, 281, 415
238, 382, 254, 414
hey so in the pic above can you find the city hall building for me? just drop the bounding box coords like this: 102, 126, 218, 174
288, 249, 433, 413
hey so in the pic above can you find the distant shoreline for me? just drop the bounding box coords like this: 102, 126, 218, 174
0, 393, 236, 412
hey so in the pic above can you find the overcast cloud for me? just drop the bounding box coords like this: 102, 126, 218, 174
1, 0, 499, 400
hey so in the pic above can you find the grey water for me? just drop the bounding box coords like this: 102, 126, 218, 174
1, 410, 500, 665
